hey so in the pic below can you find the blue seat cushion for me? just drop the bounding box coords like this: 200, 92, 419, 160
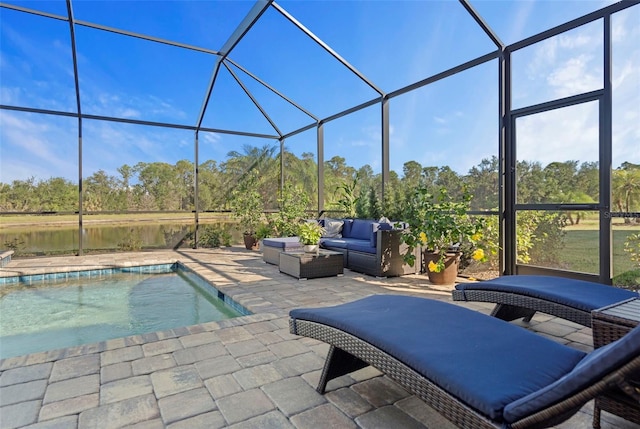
320, 238, 349, 249
504, 324, 640, 422
346, 240, 376, 254
262, 237, 303, 250
290, 295, 585, 421
348, 219, 374, 240
455, 275, 638, 312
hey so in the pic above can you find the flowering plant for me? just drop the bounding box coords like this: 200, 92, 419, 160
399, 186, 487, 273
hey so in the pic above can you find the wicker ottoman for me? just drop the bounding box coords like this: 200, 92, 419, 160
262, 237, 303, 265
279, 250, 343, 279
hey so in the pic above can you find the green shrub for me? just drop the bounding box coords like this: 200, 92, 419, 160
117, 229, 143, 251
4, 237, 24, 252
269, 184, 311, 237
624, 232, 640, 267
198, 224, 232, 248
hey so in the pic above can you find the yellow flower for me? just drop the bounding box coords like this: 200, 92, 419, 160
419, 232, 427, 245
471, 233, 482, 241
428, 260, 440, 273
472, 248, 485, 261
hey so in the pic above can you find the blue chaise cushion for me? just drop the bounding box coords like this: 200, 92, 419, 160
504, 324, 640, 422
455, 275, 638, 312
290, 295, 586, 421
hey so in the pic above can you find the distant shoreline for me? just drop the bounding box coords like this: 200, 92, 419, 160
0, 213, 232, 230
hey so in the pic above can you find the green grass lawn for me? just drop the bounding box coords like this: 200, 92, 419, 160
562, 229, 636, 275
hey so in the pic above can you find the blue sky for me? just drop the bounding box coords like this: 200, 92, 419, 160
1, 0, 638, 184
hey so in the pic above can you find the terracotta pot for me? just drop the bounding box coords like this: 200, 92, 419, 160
243, 233, 259, 250
422, 251, 461, 285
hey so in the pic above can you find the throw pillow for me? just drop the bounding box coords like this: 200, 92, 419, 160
322, 218, 344, 238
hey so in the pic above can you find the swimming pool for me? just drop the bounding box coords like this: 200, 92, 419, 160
0, 265, 248, 359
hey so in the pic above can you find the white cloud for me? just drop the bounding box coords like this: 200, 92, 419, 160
0, 111, 77, 183
516, 102, 599, 166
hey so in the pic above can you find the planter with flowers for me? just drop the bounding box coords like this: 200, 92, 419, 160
399, 186, 487, 285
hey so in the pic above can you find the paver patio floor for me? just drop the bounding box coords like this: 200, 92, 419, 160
0, 248, 636, 429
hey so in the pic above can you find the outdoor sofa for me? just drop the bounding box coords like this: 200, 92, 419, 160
318, 218, 419, 277
452, 275, 639, 327
289, 294, 640, 429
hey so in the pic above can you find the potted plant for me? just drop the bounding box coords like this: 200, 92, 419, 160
269, 183, 312, 237
399, 186, 487, 284
230, 171, 264, 250
297, 221, 325, 253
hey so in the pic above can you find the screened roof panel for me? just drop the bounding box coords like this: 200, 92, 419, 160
70, 0, 254, 50
0, 8, 76, 112
511, 20, 603, 110
228, 6, 380, 120
225, 62, 317, 136
469, 0, 619, 46
276, 0, 498, 93
200, 66, 281, 136
4, 0, 67, 16
75, 26, 215, 124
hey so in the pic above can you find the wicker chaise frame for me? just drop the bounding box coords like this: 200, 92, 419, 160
451, 289, 593, 327
289, 318, 640, 429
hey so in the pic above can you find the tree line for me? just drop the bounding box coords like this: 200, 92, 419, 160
1, 144, 639, 221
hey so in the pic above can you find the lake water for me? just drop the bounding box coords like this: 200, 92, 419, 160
0, 222, 243, 254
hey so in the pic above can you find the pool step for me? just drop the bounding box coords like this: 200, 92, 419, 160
0, 250, 14, 267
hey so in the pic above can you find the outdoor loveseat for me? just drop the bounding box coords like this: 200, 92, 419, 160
452, 275, 639, 327
289, 294, 640, 429
318, 218, 419, 277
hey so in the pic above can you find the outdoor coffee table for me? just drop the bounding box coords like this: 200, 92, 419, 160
591, 297, 640, 429
279, 250, 343, 279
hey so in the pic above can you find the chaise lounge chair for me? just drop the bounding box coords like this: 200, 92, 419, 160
452, 275, 639, 327
289, 295, 640, 429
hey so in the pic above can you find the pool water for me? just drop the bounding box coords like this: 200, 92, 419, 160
0, 271, 243, 359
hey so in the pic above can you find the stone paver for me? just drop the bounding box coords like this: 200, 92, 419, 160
132, 354, 176, 376
262, 376, 326, 417
49, 355, 99, 383
142, 339, 183, 357
1, 400, 41, 429
352, 376, 411, 407
216, 388, 276, 425
100, 375, 153, 404
0, 363, 53, 387
325, 387, 374, 418
0, 379, 48, 407
166, 411, 226, 429
43, 374, 99, 404
39, 393, 99, 421
157, 387, 216, 424
232, 364, 283, 390
77, 394, 160, 428
356, 405, 426, 429
101, 345, 144, 366
100, 361, 132, 384
0, 249, 614, 429
21, 415, 78, 429
150, 365, 203, 399
195, 355, 241, 379
290, 403, 357, 429
227, 410, 294, 429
